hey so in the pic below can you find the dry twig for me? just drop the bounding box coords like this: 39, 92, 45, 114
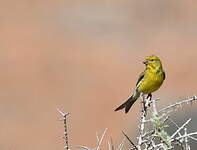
57, 109, 70, 150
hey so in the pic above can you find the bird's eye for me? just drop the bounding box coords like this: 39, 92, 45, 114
150, 59, 154, 61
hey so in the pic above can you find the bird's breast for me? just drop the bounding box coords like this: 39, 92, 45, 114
138, 71, 164, 94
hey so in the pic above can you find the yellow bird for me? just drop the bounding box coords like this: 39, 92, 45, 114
115, 55, 165, 113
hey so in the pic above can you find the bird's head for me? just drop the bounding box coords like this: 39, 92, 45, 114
143, 55, 163, 70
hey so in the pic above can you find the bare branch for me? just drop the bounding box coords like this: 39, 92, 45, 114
57, 109, 70, 150
159, 96, 197, 113
96, 128, 108, 150
108, 138, 115, 150
171, 118, 191, 139
176, 132, 197, 140
188, 136, 197, 142
184, 128, 190, 150
122, 131, 137, 150
57, 96, 197, 150
168, 118, 182, 138
76, 145, 91, 150
117, 138, 125, 150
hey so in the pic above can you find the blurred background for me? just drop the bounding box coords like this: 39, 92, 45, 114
0, 0, 197, 149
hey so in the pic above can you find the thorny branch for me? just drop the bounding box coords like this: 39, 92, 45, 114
77, 128, 108, 150
137, 95, 147, 150
136, 96, 197, 150
120, 96, 197, 150
57, 109, 70, 150
57, 96, 197, 150
159, 96, 197, 113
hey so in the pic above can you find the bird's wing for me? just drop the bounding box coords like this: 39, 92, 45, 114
163, 71, 166, 80
136, 71, 145, 87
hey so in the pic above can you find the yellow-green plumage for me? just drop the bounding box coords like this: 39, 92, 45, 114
115, 55, 165, 113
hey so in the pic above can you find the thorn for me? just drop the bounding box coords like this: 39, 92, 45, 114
57, 108, 70, 117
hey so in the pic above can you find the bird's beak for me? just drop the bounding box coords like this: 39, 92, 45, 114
143, 60, 148, 65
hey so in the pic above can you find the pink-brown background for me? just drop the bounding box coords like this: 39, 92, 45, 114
0, 0, 197, 149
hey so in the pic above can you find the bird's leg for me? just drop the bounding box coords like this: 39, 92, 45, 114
147, 93, 152, 100
147, 93, 152, 107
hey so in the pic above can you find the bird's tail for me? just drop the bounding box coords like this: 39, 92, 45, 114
114, 91, 140, 113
